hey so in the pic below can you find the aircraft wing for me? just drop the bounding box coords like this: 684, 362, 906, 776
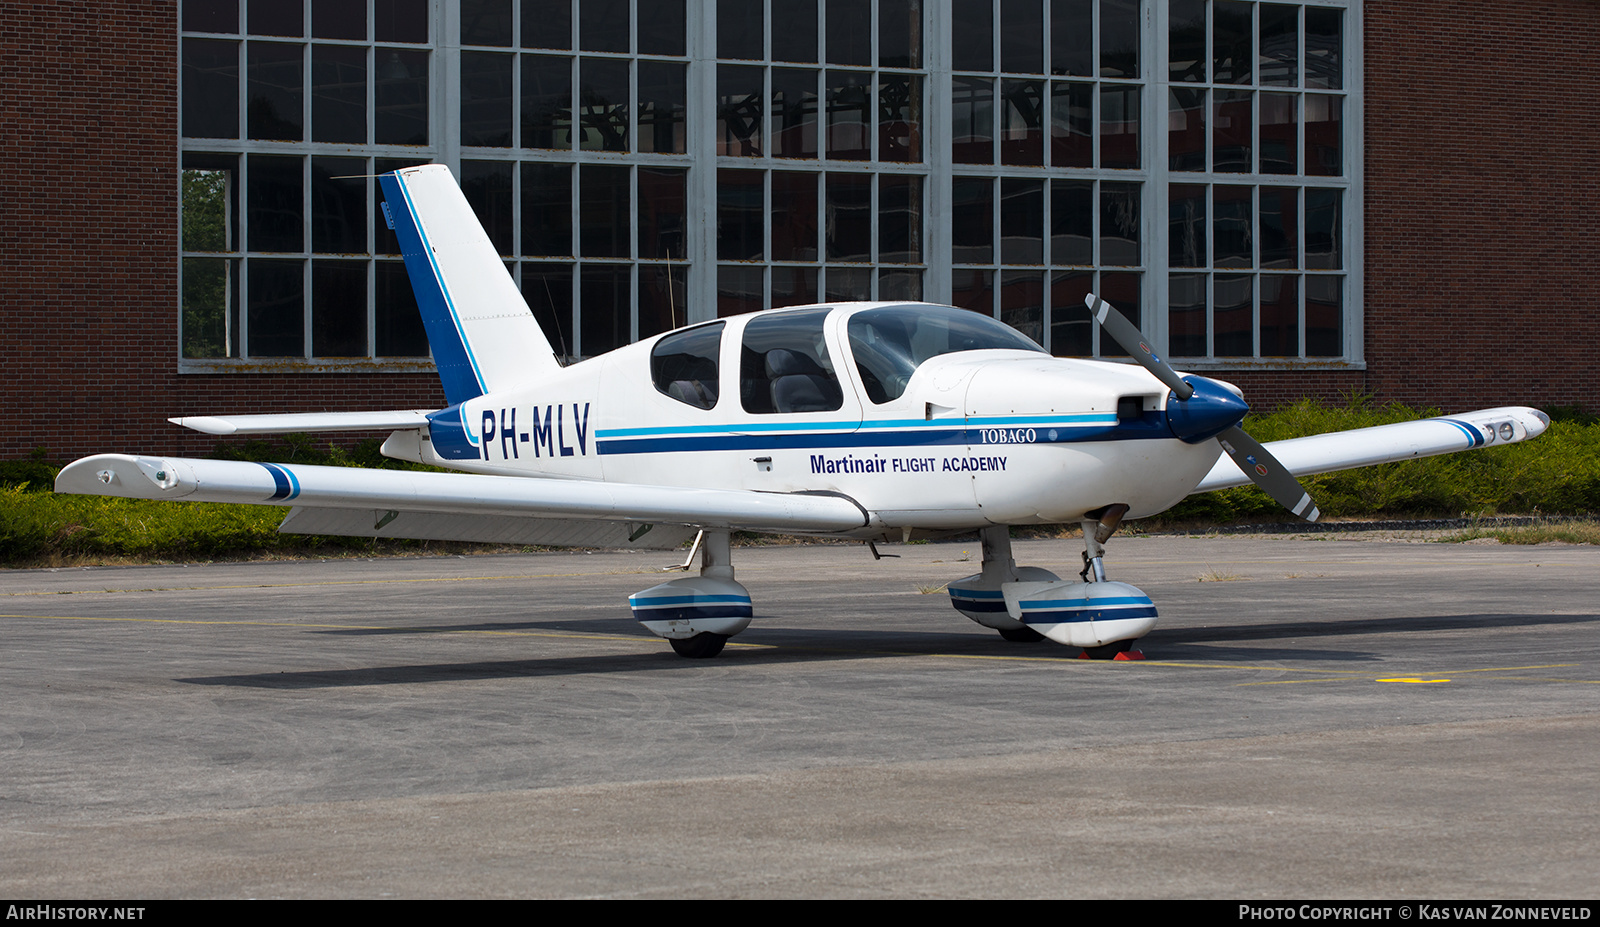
170, 411, 434, 435
53, 454, 871, 537
1191, 406, 1549, 494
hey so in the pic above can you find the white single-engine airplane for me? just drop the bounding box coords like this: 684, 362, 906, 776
57, 166, 1548, 658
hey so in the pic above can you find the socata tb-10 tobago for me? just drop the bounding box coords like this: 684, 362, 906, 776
57, 166, 1548, 658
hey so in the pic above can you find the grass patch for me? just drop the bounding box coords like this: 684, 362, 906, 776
1440, 519, 1600, 546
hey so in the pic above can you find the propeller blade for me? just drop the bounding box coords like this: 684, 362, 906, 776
1084, 293, 1194, 401
1217, 425, 1320, 522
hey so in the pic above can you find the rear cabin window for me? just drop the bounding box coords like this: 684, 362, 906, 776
740, 307, 843, 414
651, 322, 724, 410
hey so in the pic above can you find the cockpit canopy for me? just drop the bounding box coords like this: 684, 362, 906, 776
847, 304, 1045, 404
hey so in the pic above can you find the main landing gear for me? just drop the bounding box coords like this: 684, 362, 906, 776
946, 506, 1157, 658
630, 530, 751, 659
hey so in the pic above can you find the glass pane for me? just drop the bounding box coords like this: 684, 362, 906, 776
879, 74, 922, 163
312, 261, 367, 357
250, 4, 301, 37
719, 0, 763, 59
182, 156, 237, 252
520, 264, 575, 358
718, 265, 765, 316
1051, 0, 1092, 76
577, 57, 629, 152
521, 0, 572, 49
1000, 79, 1044, 166
638, 167, 688, 261
1050, 81, 1092, 168
579, 164, 630, 258
1000, 178, 1044, 264
825, 173, 871, 262
581, 266, 629, 356
1259, 92, 1297, 174
952, 77, 994, 164
311, 158, 366, 254
247, 41, 303, 141
772, 68, 820, 159
461, 52, 513, 147
772, 171, 820, 262
1099, 0, 1139, 79
718, 169, 764, 261
1305, 275, 1342, 356
639, 0, 687, 56
1051, 179, 1092, 266
375, 48, 429, 145
1214, 274, 1253, 357
521, 162, 572, 257
247, 154, 302, 252
1100, 85, 1140, 169
1259, 274, 1298, 356
1001, 0, 1044, 74
1169, 0, 1206, 82
580, 0, 630, 52
773, 0, 819, 62
1213, 0, 1252, 84
878, 175, 923, 264
1099, 181, 1141, 266
1306, 94, 1342, 176
461, 160, 514, 255
183, 257, 239, 358
951, 268, 994, 315
376, 0, 429, 44
1001, 270, 1045, 345
825, 71, 872, 160
638, 265, 689, 337
826, 0, 871, 66
718, 65, 764, 156
1098, 272, 1141, 355
184, 1, 237, 34
879, 0, 920, 68
376, 260, 429, 356
183, 38, 239, 139
877, 268, 922, 301
1212, 89, 1252, 173
1213, 185, 1253, 268
639, 61, 687, 154
1049, 270, 1093, 355
1259, 186, 1298, 269
1168, 273, 1206, 357
313, 0, 365, 40
952, 177, 994, 264
312, 45, 366, 144
1169, 184, 1206, 269
247, 258, 304, 356
1305, 189, 1342, 270
1168, 87, 1206, 171
952, 0, 993, 72
1260, 4, 1298, 86
826, 265, 870, 302
772, 266, 819, 308
1305, 8, 1343, 90
521, 54, 573, 150
461, 0, 513, 46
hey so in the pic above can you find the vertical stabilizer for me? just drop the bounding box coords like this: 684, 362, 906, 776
380, 165, 561, 404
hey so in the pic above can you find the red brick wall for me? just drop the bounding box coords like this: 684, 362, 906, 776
0, 2, 444, 461
1217, 0, 1600, 414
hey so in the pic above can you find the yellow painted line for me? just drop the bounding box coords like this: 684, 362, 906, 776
0, 569, 665, 597
1237, 663, 1582, 686
1377, 677, 1451, 684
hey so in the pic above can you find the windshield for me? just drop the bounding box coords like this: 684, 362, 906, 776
847, 305, 1045, 404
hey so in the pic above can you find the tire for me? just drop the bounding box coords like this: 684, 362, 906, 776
669, 632, 728, 658
998, 626, 1045, 643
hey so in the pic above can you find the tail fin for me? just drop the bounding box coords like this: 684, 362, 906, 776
380, 165, 561, 405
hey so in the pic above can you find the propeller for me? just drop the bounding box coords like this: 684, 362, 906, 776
1085, 293, 1320, 523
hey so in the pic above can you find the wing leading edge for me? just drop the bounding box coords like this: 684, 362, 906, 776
54, 454, 870, 536
1190, 406, 1549, 494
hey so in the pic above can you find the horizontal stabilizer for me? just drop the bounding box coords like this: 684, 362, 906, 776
171, 411, 433, 436
278, 507, 698, 551
55, 454, 870, 534
1191, 407, 1549, 494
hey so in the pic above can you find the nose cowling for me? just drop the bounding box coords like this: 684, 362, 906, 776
1165, 376, 1249, 444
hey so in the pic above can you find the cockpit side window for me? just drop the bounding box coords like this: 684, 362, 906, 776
848, 305, 1046, 403
739, 307, 843, 414
651, 322, 724, 410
